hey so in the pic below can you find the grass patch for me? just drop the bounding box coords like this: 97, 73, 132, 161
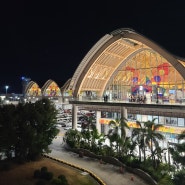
0, 157, 99, 185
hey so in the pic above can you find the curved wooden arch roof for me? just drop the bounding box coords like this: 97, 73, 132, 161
41, 79, 61, 95
25, 81, 40, 94
61, 78, 71, 93
69, 28, 185, 97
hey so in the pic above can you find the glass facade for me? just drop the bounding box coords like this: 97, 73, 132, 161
100, 112, 185, 144
104, 50, 185, 103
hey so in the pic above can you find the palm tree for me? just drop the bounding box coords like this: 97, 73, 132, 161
173, 170, 185, 185
132, 119, 164, 166
132, 120, 146, 162
97, 136, 106, 151
170, 130, 185, 168
80, 129, 91, 148
90, 127, 105, 153
106, 128, 120, 155
108, 119, 119, 153
178, 130, 185, 140
108, 117, 129, 155
144, 118, 164, 168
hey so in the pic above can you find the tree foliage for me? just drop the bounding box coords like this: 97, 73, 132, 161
170, 130, 185, 168
0, 98, 59, 162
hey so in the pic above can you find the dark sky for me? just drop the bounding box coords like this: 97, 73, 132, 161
1, 1, 185, 93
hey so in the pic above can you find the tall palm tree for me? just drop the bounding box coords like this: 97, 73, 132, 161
96, 133, 106, 155
178, 130, 185, 140
108, 117, 129, 155
108, 119, 120, 153
144, 118, 164, 168
90, 127, 105, 153
170, 130, 185, 168
106, 128, 120, 155
81, 129, 91, 148
132, 120, 146, 162
170, 130, 185, 185
132, 119, 164, 165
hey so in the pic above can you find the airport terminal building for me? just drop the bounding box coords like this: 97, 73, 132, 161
25, 28, 185, 145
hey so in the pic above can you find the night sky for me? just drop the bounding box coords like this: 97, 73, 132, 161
1, 1, 185, 93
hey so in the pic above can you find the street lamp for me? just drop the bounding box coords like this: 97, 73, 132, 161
5, 85, 9, 95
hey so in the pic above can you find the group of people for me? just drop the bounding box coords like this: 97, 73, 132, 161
102, 94, 147, 103
129, 94, 146, 103
103, 95, 109, 102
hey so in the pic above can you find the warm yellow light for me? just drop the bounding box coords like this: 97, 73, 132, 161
159, 69, 165, 75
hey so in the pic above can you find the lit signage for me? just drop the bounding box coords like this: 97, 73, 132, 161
99, 118, 184, 134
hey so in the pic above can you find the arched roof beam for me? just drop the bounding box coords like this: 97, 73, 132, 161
69, 34, 113, 91
103, 48, 152, 95
41, 79, 53, 95
72, 34, 125, 96
120, 30, 185, 79
71, 28, 185, 97
61, 78, 71, 93
25, 81, 39, 94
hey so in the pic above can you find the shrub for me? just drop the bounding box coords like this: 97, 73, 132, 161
43, 171, 53, 180
58, 174, 68, 185
34, 169, 41, 178
34, 166, 53, 181
40, 166, 49, 179
129, 158, 141, 168
173, 170, 185, 185
51, 178, 63, 185
41, 166, 48, 173
158, 175, 174, 185
35, 179, 46, 185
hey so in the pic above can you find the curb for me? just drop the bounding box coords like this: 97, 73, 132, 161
43, 154, 106, 185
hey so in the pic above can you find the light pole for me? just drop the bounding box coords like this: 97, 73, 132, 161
5, 85, 9, 95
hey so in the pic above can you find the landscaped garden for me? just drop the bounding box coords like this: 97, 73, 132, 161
0, 98, 184, 185
63, 116, 185, 185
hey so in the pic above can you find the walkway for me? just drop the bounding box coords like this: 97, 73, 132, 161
49, 137, 149, 185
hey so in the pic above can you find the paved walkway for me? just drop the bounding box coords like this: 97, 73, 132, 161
49, 137, 149, 185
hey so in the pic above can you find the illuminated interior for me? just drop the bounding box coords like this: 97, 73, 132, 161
42, 80, 61, 96
105, 50, 184, 103
25, 81, 41, 96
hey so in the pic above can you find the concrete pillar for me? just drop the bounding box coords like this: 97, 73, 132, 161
72, 104, 78, 129
121, 106, 129, 136
120, 106, 127, 119
96, 111, 101, 133
113, 112, 117, 119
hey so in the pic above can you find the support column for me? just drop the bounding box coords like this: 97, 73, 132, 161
121, 106, 127, 119
121, 106, 129, 136
72, 104, 78, 130
96, 111, 101, 133
113, 112, 117, 119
